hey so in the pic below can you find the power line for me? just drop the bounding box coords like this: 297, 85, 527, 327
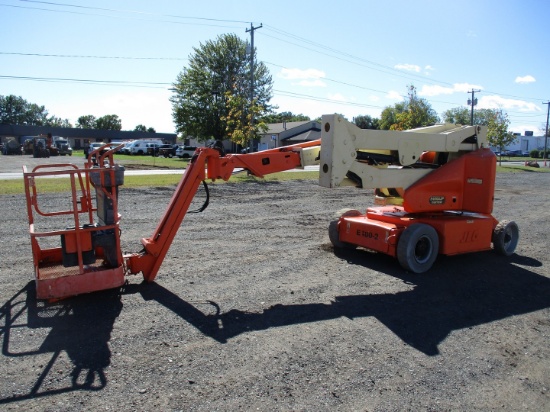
273, 89, 384, 110
1, 2, 246, 29
19, 0, 252, 24
261, 26, 549, 105
3, 2, 545, 106
0, 51, 187, 60
0, 74, 170, 88
3, 50, 542, 114
1, 4, 546, 120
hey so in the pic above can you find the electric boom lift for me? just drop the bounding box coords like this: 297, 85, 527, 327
23, 114, 519, 300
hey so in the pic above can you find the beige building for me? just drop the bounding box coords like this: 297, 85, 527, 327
257, 121, 321, 151
186, 120, 322, 153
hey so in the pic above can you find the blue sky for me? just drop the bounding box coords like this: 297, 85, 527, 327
1, 0, 548, 135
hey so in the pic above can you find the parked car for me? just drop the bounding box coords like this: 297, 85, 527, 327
502, 150, 523, 157
119, 141, 135, 155
128, 140, 163, 155
146, 143, 162, 156
158, 144, 178, 158
176, 146, 198, 159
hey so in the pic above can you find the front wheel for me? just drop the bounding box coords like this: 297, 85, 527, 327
328, 209, 361, 249
397, 224, 439, 273
492, 220, 519, 256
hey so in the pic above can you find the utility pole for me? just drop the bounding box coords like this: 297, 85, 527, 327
543, 101, 549, 166
468, 89, 480, 125
246, 22, 262, 151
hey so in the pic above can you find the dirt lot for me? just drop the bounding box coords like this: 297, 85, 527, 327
1, 155, 549, 411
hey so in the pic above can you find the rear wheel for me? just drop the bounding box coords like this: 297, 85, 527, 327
397, 224, 439, 273
328, 209, 361, 249
492, 220, 519, 256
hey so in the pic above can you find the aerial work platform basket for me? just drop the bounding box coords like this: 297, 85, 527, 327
23, 145, 126, 300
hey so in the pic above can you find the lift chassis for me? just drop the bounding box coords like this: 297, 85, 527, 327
320, 115, 519, 273
23, 115, 518, 300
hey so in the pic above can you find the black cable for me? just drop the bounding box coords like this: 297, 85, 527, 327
188, 180, 209, 213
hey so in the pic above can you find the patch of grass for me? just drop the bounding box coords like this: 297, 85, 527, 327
0, 170, 319, 195
496, 165, 550, 173
116, 154, 189, 169
3, 161, 547, 195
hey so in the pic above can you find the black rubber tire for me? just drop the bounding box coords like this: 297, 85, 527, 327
492, 220, 519, 256
328, 209, 361, 249
397, 223, 439, 273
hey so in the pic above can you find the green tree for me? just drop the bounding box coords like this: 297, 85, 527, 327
171, 33, 273, 143
474, 108, 501, 126
487, 110, 516, 164
380, 102, 405, 130
47, 116, 73, 128
353, 114, 379, 129
442, 106, 502, 127
0, 95, 50, 125
77, 115, 97, 129
223, 92, 268, 147
133, 124, 156, 133
442, 107, 470, 125
95, 114, 122, 131
380, 85, 439, 130
260, 111, 310, 123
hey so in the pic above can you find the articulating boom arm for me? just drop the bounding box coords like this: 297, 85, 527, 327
319, 114, 487, 191
126, 140, 321, 282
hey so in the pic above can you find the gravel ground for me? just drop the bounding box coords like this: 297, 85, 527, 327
1, 155, 549, 411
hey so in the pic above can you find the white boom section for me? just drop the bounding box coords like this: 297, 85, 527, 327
318, 114, 487, 189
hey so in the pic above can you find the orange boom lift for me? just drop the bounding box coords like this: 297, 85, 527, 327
23, 115, 518, 300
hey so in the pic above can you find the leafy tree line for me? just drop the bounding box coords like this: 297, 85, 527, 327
350, 85, 516, 155
0, 94, 156, 132
0, 95, 72, 128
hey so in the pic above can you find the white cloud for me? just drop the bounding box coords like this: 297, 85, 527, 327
424, 65, 435, 76
419, 83, 484, 97
278, 68, 326, 87
515, 75, 536, 84
478, 95, 541, 112
387, 90, 403, 100
394, 63, 421, 72
420, 85, 455, 96
509, 124, 543, 135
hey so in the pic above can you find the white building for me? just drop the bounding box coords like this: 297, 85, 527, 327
497, 131, 548, 154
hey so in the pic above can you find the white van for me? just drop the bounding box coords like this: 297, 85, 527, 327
128, 139, 163, 155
